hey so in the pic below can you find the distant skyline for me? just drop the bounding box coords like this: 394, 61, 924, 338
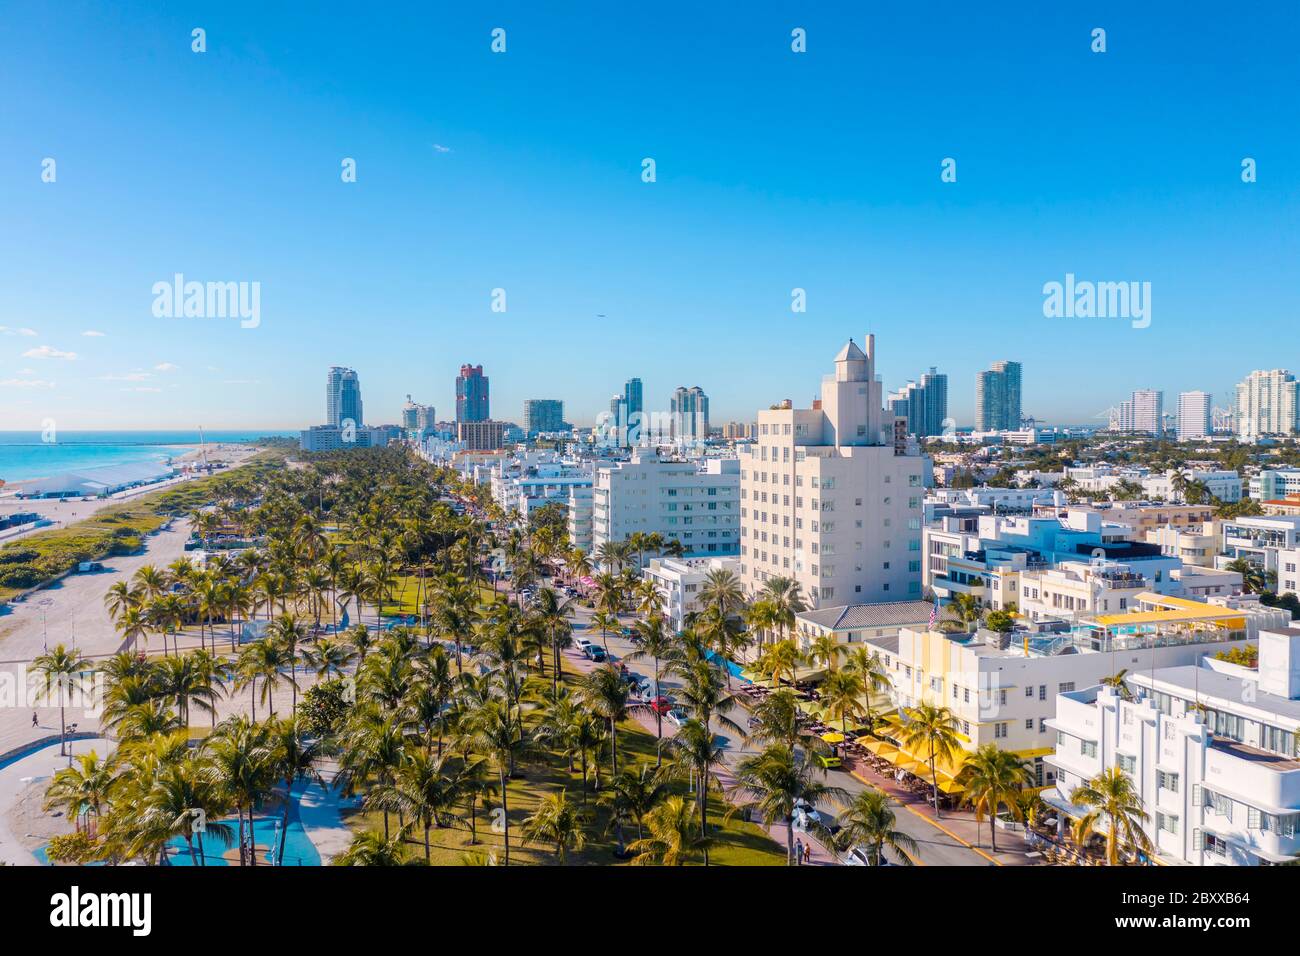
2, 3, 1297, 430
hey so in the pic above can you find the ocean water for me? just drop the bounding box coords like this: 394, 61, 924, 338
0, 430, 296, 484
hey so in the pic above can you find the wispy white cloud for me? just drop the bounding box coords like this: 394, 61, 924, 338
121, 386, 162, 393
154, 362, 180, 372
81, 329, 107, 337
432, 143, 452, 153
1, 326, 38, 336
0, 377, 55, 389
99, 371, 152, 382
23, 345, 77, 360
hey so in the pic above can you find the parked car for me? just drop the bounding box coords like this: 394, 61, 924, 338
665, 708, 689, 727
574, 639, 594, 654
790, 798, 824, 831
841, 845, 891, 866
584, 645, 607, 662
649, 696, 674, 716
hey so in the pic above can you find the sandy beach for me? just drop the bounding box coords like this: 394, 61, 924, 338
0, 443, 262, 542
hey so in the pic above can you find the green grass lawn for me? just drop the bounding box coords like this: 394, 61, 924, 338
387, 576, 502, 616
342, 662, 786, 866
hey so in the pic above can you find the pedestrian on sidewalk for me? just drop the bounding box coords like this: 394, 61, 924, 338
31, 712, 38, 727
804, 842, 813, 865
795, 837, 804, 866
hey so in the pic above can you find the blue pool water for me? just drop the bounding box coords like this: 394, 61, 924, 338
35, 813, 320, 867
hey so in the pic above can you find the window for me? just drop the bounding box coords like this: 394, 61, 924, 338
1025, 719, 1034, 730
1057, 682, 1075, 694
1025, 686, 1034, 698
1081, 740, 1098, 758
994, 722, 1008, 739
1117, 753, 1136, 774
1039, 685, 1046, 701
1156, 769, 1179, 794
1156, 812, 1179, 835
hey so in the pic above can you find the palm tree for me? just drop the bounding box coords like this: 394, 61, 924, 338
203, 717, 275, 866
32, 644, 90, 755
137, 754, 234, 866
660, 718, 727, 865
834, 789, 918, 866
267, 614, 307, 714
521, 790, 588, 864
626, 795, 712, 866
961, 744, 1032, 852
731, 743, 848, 865
589, 610, 620, 655
334, 831, 407, 866
459, 698, 535, 865
754, 639, 804, 689
303, 635, 358, 679
580, 664, 631, 781
43, 751, 114, 833
601, 764, 667, 848
267, 716, 322, 865
700, 568, 745, 617
897, 703, 963, 816
1100, 668, 1134, 701
761, 576, 805, 643
626, 614, 675, 759
819, 667, 868, 738
368, 751, 456, 863
1070, 766, 1154, 865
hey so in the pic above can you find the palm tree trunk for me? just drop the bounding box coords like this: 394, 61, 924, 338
500, 769, 510, 866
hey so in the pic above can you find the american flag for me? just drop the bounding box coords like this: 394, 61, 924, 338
929, 596, 939, 630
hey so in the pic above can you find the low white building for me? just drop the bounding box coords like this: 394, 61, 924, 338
793, 600, 935, 653
641, 556, 742, 633
1141, 469, 1242, 504
1218, 515, 1300, 579
593, 450, 740, 563
1046, 624, 1300, 865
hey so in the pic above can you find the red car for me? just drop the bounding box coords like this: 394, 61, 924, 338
649, 696, 673, 716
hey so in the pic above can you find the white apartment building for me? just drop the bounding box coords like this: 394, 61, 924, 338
1235, 369, 1299, 439
1177, 391, 1212, 441
1017, 560, 1177, 622
567, 484, 594, 553
641, 556, 741, 633
1047, 624, 1300, 865
592, 450, 739, 561
1145, 521, 1220, 568
1218, 515, 1300, 577
1141, 469, 1242, 504
739, 337, 928, 609
1252, 469, 1300, 502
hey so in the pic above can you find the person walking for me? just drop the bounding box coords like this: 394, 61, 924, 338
795, 837, 804, 866
31, 712, 38, 728
804, 841, 813, 865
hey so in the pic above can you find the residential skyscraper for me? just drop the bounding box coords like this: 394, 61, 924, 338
1235, 370, 1299, 439
889, 367, 948, 438
1177, 391, 1213, 441
401, 395, 436, 434
670, 386, 710, 442
623, 377, 643, 419
456, 364, 490, 422
326, 366, 363, 426
739, 336, 927, 609
975, 360, 1022, 431
522, 399, 565, 436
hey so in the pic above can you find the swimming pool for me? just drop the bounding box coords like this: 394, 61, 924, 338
35, 812, 321, 866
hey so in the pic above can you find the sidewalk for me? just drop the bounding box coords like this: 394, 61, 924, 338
843, 753, 1037, 865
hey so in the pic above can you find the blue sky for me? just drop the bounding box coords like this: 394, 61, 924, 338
1, 1, 1297, 430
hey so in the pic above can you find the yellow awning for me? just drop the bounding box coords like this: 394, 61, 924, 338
820, 732, 846, 744
939, 779, 967, 795
864, 739, 898, 758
